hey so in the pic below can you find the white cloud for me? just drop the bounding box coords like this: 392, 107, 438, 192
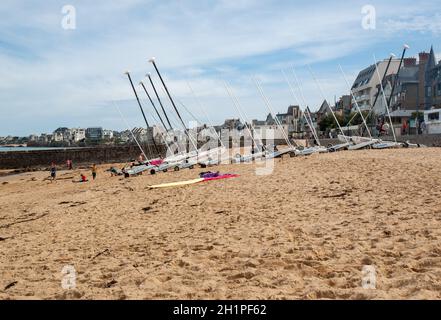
0, 0, 440, 135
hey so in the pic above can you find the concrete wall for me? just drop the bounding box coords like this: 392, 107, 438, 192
380, 133, 441, 147
308, 134, 441, 148
0, 144, 167, 169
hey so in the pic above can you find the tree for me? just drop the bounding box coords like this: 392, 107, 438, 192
345, 111, 372, 126
411, 111, 424, 121
318, 113, 345, 131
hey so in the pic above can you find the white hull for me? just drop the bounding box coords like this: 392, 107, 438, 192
348, 139, 378, 150
372, 141, 403, 149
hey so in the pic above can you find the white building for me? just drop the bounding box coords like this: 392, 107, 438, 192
352, 59, 401, 111
28, 134, 39, 142
53, 132, 64, 142
72, 128, 86, 142
424, 108, 441, 134
102, 130, 114, 140
131, 127, 154, 143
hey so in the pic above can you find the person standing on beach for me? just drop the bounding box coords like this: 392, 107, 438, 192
91, 164, 97, 180
50, 162, 57, 182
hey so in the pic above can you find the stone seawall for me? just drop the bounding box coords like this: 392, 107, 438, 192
0, 145, 167, 170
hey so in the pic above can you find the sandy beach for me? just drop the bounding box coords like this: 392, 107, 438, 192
1, 148, 441, 300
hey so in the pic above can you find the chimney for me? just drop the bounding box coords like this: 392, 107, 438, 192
403, 58, 417, 67
419, 52, 430, 63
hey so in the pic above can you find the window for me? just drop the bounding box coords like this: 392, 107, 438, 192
428, 112, 440, 121
427, 86, 432, 97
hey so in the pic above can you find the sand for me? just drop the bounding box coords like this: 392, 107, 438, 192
1, 148, 441, 300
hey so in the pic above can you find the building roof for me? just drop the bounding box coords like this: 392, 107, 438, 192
352, 59, 401, 90
425, 46, 437, 72
317, 100, 330, 114
352, 63, 379, 89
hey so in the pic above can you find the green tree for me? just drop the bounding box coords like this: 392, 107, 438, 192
318, 113, 345, 131
411, 111, 424, 121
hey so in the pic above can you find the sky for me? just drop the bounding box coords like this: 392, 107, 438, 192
1, 0, 441, 136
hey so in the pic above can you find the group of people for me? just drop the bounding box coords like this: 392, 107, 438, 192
376, 121, 390, 137
49, 161, 97, 183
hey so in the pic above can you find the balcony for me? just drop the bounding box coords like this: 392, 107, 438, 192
354, 94, 370, 102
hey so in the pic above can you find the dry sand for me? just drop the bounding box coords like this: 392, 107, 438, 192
1, 148, 441, 300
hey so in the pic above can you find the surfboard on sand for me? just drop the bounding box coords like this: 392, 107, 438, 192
148, 178, 205, 189
147, 174, 240, 189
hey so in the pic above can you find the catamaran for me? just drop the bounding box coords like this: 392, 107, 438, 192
124, 58, 228, 176
283, 68, 329, 154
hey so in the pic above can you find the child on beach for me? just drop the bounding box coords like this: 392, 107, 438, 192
67, 159, 73, 170
109, 166, 124, 176
72, 173, 88, 183
91, 164, 97, 180
50, 162, 56, 182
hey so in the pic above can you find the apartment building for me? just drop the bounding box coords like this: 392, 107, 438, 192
351, 58, 401, 111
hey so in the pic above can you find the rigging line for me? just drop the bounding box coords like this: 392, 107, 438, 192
223, 81, 260, 151
226, 81, 265, 149
177, 99, 202, 125
140, 81, 168, 132
111, 100, 148, 161
282, 69, 320, 145
347, 55, 394, 128
147, 73, 173, 131
373, 54, 397, 143
339, 64, 372, 139
306, 65, 349, 143
139, 96, 175, 156
149, 58, 193, 146
252, 76, 296, 149
187, 81, 225, 149
159, 86, 199, 152
124, 71, 159, 157
292, 67, 321, 143
139, 82, 176, 152
177, 99, 206, 152
305, 108, 318, 140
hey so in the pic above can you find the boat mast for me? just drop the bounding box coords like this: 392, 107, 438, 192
124, 71, 160, 158
253, 76, 297, 150
148, 58, 198, 154
373, 55, 397, 143
307, 65, 349, 143
348, 54, 395, 129
292, 68, 321, 144
146, 73, 173, 131
140, 81, 169, 133
224, 81, 261, 153
339, 64, 372, 139
282, 69, 321, 146
139, 81, 175, 156
387, 44, 409, 108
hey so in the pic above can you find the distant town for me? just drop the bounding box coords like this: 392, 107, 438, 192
2, 45, 441, 148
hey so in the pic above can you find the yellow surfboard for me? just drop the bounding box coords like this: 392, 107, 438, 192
148, 178, 205, 189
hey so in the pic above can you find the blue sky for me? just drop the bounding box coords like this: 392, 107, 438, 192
1, 0, 441, 136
